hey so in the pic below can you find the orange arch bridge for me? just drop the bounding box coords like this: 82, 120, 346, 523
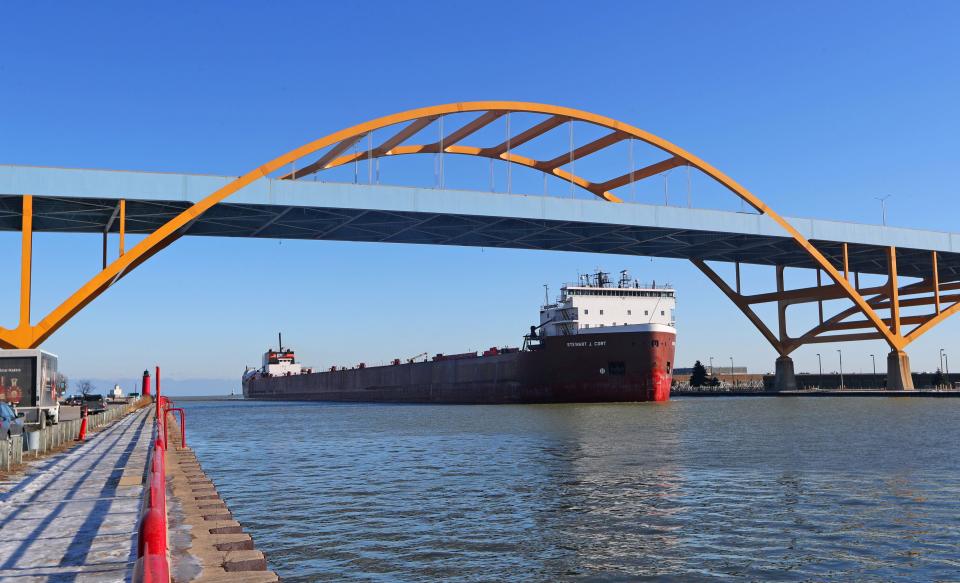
3, 101, 958, 390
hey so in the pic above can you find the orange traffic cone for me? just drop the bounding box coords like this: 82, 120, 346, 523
77, 407, 88, 441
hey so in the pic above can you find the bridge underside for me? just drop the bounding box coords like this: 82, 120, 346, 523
0, 190, 958, 280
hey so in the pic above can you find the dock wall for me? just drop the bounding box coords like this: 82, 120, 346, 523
162, 410, 279, 582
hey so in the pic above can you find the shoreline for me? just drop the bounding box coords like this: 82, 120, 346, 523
673, 389, 960, 398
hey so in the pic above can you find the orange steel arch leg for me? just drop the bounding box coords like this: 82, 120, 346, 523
0, 102, 950, 365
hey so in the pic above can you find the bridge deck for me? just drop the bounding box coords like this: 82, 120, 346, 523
1, 165, 958, 279
0, 408, 152, 582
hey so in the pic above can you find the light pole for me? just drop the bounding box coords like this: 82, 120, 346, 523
870, 354, 876, 378
730, 356, 735, 388
837, 349, 844, 390
875, 195, 891, 226
946, 352, 951, 386
816, 353, 823, 389
709, 356, 714, 377
939, 348, 945, 375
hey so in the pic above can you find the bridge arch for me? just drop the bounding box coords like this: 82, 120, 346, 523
1, 102, 937, 388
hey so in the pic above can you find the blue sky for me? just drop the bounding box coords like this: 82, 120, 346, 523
1, 1, 959, 393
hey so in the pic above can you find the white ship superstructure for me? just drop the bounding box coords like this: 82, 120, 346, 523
539, 270, 676, 337
262, 349, 301, 376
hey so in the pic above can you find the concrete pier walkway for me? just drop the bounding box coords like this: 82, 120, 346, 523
0, 408, 152, 582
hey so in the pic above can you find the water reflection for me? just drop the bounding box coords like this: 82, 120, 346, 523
183, 398, 960, 581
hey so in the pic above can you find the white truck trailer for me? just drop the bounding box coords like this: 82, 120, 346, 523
0, 349, 61, 425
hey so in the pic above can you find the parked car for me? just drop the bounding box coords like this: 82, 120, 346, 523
62, 395, 84, 406
82, 394, 107, 414
1, 402, 25, 439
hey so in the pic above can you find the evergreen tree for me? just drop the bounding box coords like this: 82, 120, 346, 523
932, 368, 947, 388
690, 360, 708, 387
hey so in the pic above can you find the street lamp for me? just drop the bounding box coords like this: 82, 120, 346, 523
945, 352, 951, 385
875, 194, 891, 226
816, 353, 823, 389
870, 354, 876, 377
939, 348, 945, 374
837, 349, 844, 390
709, 356, 714, 377
730, 356, 735, 388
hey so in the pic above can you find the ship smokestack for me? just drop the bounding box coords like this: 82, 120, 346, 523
279, 332, 283, 351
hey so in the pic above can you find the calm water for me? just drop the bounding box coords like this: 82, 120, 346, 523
182, 398, 960, 581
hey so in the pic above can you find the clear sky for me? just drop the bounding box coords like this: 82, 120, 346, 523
1, 1, 959, 394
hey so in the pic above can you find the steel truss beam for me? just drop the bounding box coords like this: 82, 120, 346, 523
693, 248, 958, 356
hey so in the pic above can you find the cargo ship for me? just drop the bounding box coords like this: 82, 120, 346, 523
242, 271, 677, 403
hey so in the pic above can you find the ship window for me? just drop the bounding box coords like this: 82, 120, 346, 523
600, 309, 604, 315
613, 322, 617, 326
644, 310, 649, 316
608, 361, 626, 376
652, 339, 660, 347
584, 309, 589, 315
627, 310, 632, 315
584, 324, 590, 329
661, 310, 665, 316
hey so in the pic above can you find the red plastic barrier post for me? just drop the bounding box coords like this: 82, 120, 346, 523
76, 406, 88, 441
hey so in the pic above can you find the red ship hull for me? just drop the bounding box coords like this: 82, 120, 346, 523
243, 329, 675, 404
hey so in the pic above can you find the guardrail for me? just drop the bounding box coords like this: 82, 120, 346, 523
1, 434, 23, 471
134, 367, 181, 583
21, 403, 137, 456
136, 417, 169, 582
29, 418, 82, 455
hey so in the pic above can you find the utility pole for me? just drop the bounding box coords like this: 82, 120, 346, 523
709, 356, 714, 377
816, 353, 822, 389
729, 356, 735, 388
837, 349, 844, 390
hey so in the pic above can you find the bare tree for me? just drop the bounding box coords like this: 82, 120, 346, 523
76, 379, 96, 397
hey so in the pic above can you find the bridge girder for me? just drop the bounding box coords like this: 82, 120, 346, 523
0, 102, 954, 361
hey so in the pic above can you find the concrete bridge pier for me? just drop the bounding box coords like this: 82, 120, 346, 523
773, 356, 797, 391
887, 350, 915, 390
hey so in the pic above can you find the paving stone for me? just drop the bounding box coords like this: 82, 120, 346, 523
222, 550, 268, 572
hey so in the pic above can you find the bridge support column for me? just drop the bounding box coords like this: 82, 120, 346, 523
887, 350, 914, 390
773, 356, 797, 391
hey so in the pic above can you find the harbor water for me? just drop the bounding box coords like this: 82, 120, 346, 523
183, 398, 960, 581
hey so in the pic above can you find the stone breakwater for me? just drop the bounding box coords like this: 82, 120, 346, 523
164, 414, 279, 583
